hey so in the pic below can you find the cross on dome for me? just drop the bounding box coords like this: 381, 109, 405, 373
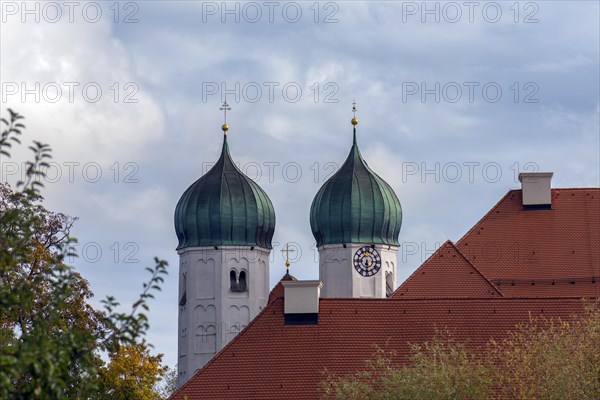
351, 100, 358, 126
220, 101, 231, 133
281, 243, 295, 273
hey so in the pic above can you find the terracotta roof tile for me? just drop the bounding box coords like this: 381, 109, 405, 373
171, 297, 588, 400
393, 241, 503, 298
268, 273, 297, 303
456, 189, 600, 297
171, 186, 600, 399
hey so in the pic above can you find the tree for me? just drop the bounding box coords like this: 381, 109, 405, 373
322, 302, 600, 400
321, 333, 491, 400
97, 342, 168, 400
0, 109, 169, 399
157, 365, 179, 399
491, 301, 600, 400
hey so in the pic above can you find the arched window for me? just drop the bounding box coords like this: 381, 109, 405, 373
230, 270, 238, 291
239, 270, 248, 292
386, 272, 394, 297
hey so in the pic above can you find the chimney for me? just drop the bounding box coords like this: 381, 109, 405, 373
282, 280, 323, 325
518, 172, 553, 210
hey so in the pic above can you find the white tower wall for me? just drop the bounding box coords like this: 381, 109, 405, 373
319, 244, 398, 298
177, 246, 270, 386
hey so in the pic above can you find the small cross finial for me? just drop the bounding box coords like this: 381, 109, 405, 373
351, 100, 358, 126
220, 101, 231, 133
281, 243, 295, 274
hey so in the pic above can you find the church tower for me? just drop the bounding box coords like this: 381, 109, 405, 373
174, 105, 275, 386
310, 104, 402, 298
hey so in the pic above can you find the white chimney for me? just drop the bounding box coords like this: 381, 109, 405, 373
282, 280, 323, 325
518, 172, 553, 208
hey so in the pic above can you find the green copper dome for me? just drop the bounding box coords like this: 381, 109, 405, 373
174, 135, 275, 250
310, 128, 402, 247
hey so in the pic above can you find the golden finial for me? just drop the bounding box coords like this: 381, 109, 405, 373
220, 100, 231, 133
351, 100, 358, 126
281, 243, 295, 275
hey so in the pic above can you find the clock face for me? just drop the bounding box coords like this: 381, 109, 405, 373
353, 246, 382, 277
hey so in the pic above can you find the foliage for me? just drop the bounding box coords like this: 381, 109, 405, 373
157, 365, 179, 399
322, 302, 600, 400
395, 334, 491, 400
321, 333, 491, 400
491, 301, 600, 400
0, 109, 169, 399
0, 108, 24, 157
97, 342, 168, 400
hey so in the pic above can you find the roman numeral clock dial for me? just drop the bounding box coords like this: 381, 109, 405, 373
353, 246, 382, 277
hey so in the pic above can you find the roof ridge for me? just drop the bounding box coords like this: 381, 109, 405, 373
552, 187, 600, 191
447, 241, 504, 297
390, 240, 450, 297
438, 187, 599, 249
456, 190, 513, 247
323, 296, 595, 302
391, 240, 504, 298
267, 273, 297, 303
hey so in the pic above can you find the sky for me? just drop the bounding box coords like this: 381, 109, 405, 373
1, 0, 599, 369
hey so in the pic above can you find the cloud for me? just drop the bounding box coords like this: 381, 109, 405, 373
1, 0, 598, 371
1, 14, 165, 165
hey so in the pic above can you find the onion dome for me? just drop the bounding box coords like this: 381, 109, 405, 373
174, 132, 275, 250
310, 116, 402, 247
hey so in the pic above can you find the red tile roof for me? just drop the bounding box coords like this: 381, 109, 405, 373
268, 273, 297, 303
392, 241, 503, 298
171, 297, 587, 400
393, 189, 600, 298
456, 189, 600, 297
171, 187, 599, 399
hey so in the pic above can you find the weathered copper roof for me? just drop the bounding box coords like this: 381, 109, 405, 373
174, 135, 275, 249
310, 128, 402, 247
